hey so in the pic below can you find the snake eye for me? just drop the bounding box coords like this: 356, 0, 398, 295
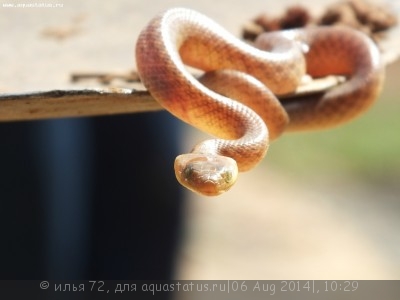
222, 170, 233, 184
182, 164, 194, 181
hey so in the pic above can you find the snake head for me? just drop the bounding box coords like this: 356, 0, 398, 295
174, 153, 239, 196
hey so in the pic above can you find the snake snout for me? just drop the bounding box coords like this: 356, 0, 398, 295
174, 153, 239, 196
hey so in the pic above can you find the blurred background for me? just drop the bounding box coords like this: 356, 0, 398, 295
0, 0, 399, 284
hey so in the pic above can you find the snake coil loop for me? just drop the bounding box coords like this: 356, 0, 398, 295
136, 8, 385, 196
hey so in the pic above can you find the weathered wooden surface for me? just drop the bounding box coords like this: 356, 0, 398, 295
0, 76, 343, 121
0, 88, 161, 121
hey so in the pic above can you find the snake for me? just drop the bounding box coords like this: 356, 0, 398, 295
135, 8, 385, 196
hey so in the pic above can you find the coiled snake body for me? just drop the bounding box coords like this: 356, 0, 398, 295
135, 8, 384, 196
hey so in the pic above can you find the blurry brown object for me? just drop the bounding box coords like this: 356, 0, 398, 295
41, 26, 81, 40
243, 0, 398, 44
41, 13, 87, 41
243, 6, 311, 40
320, 0, 398, 41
